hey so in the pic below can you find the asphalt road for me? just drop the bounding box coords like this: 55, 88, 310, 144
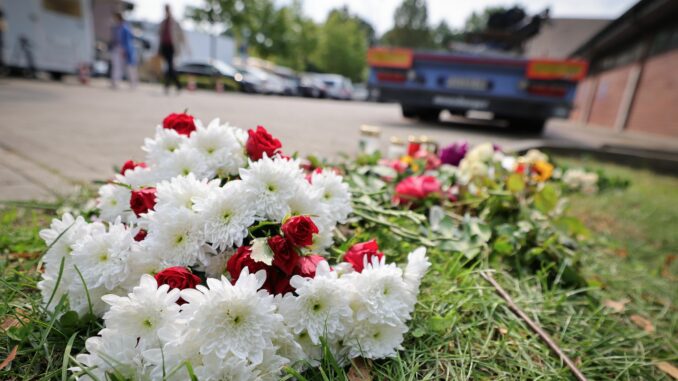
1, 78, 675, 201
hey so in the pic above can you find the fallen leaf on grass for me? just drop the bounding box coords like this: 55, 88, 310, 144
347, 357, 373, 381
0, 308, 30, 331
613, 248, 628, 258
603, 298, 630, 313
655, 361, 678, 380
661, 255, 677, 280
8, 252, 41, 260
0, 345, 18, 370
630, 314, 655, 333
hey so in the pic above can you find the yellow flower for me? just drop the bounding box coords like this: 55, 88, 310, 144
532, 160, 553, 182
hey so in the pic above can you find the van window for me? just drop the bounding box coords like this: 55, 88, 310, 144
42, 0, 82, 17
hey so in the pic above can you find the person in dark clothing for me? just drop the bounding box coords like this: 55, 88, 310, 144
158, 5, 185, 93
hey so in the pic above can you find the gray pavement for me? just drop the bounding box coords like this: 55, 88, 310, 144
1, 78, 677, 201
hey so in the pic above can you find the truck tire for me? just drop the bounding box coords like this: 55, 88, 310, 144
510, 117, 546, 134
401, 105, 418, 118
418, 108, 440, 122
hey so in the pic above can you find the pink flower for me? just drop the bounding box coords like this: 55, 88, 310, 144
393, 175, 441, 205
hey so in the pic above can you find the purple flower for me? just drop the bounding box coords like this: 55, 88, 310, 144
439, 141, 468, 166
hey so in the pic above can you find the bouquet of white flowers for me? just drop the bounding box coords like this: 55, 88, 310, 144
36, 113, 429, 380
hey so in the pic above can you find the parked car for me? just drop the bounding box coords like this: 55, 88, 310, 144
176, 59, 257, 93
316, 74, 353, 100
351, 83, 369, 101
298, 74, 327, 98
235, 65, 286, 95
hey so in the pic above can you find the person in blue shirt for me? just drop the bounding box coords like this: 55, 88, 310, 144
109, 12, 138, 89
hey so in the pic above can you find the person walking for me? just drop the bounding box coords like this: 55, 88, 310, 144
109, 12, 138, 89
158, 4, 185, 94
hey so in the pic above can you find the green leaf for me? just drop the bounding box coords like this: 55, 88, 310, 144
507, 173, 525, 193
250, 237, 274, 265
411, 327, 427, 338
534, 184, 559, 213
554, 216, 590, 238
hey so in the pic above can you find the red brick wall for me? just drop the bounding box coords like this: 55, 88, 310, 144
587, 65, 631, 128
570, 77, 594, 122
626, 50, 678, 137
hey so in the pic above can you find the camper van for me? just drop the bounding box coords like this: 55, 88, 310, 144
3, 0, 94, 78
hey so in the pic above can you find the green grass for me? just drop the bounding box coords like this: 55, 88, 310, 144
1, 159, 677, 380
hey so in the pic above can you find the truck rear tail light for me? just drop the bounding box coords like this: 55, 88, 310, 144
376, 71, 407, 83
525, 83, 568, 97
526, 59, 588, 81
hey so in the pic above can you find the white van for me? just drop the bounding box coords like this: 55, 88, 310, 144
3, 0, 94, 78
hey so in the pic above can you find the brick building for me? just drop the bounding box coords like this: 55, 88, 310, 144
569, 0, 678, 137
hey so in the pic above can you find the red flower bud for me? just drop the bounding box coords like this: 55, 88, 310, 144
120, 160, 147, 175
129, 188, 157, 217
269, 235, 300, 276
344, 240, 384, 273
154, 267, 201, 304
162, 113, 196, 136
245, 126, 282, 161
281, 215, 318, 248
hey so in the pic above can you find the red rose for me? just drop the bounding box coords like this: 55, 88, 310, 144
129, 187, 157, 217
162, 113, 196, 136
281, 216, 318, 248
155, 267, 201, 304
133, 229, 147, 242
295, 254, 325, 278
267, 267, 294, 295
393, 176, 441, 205
226, 246, 268, 281
269, 235, 300, 276
120, 160, 147, 175
245, 126, 282, 161
344, 240, 384, 273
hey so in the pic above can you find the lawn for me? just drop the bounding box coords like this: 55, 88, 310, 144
1, 158, 677, 380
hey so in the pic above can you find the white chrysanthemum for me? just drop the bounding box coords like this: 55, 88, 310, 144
194, 181, 256, 251
142, 125, 188, 165
458, 158, 489, 183
101, 275, 182, 350
143, 208, 204, 268
179, 269, 283, 364
66, 280, 115, 317
155, 145, 211, 182
310, 170, 352, 225
73, 328, 150, 381
346, 320, 407, 359
97, 183, 133, 222
39, 213, 95, 275
343, 256, 412, 326
154, 173, 219, 213
465, 142, 495, 163
70, 221, 135, 290
562, 168, 599, 194
403, 247, 430, 299
287, 181, 323, 217
521, 148, 549, 164
194, 353, 263, 381
239, 155, 304, 220
119, 166, 156, 188
188, 119, 247, 178
307, 225, 334, 253
280, 261, 352, 344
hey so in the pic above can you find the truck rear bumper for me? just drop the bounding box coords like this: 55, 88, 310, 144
375, 87, 571, 120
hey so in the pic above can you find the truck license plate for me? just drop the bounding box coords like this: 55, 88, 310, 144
446, 77, 490, 91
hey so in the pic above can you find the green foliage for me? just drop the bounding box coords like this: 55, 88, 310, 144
381, 0, 435, 49
311, 9, 369, 82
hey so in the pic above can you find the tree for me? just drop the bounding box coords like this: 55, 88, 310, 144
432, 20, 462, 50
312, 9, 368, 82
380, 0, 434, 49
464, 6, 507, 33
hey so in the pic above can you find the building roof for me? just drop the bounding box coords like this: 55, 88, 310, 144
570, 0, 678, 58
524, 18, 610, 59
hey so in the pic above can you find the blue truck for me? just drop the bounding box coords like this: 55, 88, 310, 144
366, 47, 588, 133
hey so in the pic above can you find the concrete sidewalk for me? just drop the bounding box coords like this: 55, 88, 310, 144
1, 78, 677, 202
